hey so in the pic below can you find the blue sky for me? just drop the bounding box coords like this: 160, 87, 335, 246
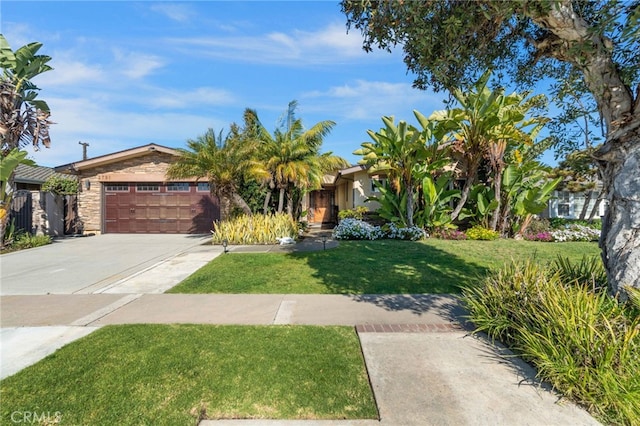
1, 1, 556, 168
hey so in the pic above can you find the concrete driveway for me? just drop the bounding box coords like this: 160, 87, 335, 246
0, 234, 213, 295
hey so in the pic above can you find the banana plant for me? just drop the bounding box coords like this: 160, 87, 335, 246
1, 149, 34, 248
417, 174, 460, 230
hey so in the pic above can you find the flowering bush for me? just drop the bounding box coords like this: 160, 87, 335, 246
333, 219, 426, 241
433, 228, 468, 240
383, 223, 427, 241
333, 219, 385, 240
551, 224, 600, 242
523, 231, 554, 242
466, 225, 500, 241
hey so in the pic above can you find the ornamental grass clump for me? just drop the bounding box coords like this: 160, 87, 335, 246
463, 260, 640, 425
212, 213, 298, 245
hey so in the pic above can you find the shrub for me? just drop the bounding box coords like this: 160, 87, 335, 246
382, 223, 427, 241
550, 255, 607, 292
526, 217, 552, 234
338, 206, 369, 221
333, 218, 385, 240
41, 176, 79, 195
11, 233, 52, 250
550, 224, 600, 242
432, 228, 467, 240
333, 219, 426, 241
465, 225, 499, 241
463, 260, 640, 425
550, 217, 602, 230
212, 213, 298, 245
522, 231, 553, 242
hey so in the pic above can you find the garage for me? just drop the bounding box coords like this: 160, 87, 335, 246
104, 182, 219, 234
55, 144, 222, 235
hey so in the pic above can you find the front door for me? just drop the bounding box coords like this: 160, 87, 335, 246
311, 190, 334, 223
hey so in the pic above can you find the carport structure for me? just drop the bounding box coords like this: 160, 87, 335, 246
56, 143, 220, 234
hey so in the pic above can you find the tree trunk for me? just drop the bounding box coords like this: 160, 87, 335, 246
489, 174, 502, 231
587, 188, 604, 222
231, 192, 253, 216
578, 190, 592, 220
450, 159, 479, 221
277, 187, 285, 213
286, 190, 294, 218
406, 181, 414, 227
263, 191, 272, 215
263, 179, 275, 215
529, 0, 640, 298
595, 124, 640, 301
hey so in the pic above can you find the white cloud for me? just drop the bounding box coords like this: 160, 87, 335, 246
149, 3, 194, 23
37, 58, 104, 87
113, 49, 165, 79
302, 80, 444, 121
28, 96, 228, 167
165, 21, 389, 66
145, 87, 237, 109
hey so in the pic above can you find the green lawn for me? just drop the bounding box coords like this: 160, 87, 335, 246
0, 325, 377, 425
169, 239, 600, 294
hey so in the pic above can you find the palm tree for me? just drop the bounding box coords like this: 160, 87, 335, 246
166, 129, 267, 220
251, 101, 348, 217
0, 35, 53, 155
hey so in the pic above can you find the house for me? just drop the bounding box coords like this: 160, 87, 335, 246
13, 163, 72, 191
306, 165, 385, 224
55, 143, 220, 234
545, 189, 607, 220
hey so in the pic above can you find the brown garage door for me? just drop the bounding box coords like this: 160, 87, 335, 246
104, 182, 219, 234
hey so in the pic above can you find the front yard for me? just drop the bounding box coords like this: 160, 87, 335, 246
168, 239, 600, 294
0, 325, 377, 425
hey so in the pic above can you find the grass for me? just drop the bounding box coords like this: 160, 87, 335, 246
0, 325, 377, 425
169, 239, 599, 294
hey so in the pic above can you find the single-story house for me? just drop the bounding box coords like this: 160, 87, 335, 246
55, 143, 220, 234
13, 163, 72, 191
306, 165, 385, 224
545, 189, 607, 220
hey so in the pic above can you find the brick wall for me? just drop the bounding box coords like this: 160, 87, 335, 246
77, 152, 176, 233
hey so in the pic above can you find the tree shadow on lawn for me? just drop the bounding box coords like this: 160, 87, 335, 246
290, 240, 488, 321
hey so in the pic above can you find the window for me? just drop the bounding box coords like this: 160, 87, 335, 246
105, 184, 129, 192
196, 182, 210, 192
136, 183, 159, 192
557, 191, 572, 217
371, 177, 387, 192
167, 182, 190, 192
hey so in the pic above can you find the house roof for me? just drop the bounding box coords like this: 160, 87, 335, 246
54, 143, 179, 173
14, 163, 75, 185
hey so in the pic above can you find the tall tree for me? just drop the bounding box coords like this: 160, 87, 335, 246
250, 101, 348, 217
354, 113, 433, 227
342, 0, 640, 299
166, 129, 267, 220
429, 71, 549, 229
1, 35, 53, 154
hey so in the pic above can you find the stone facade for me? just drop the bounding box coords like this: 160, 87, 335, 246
77, 151, 177, 233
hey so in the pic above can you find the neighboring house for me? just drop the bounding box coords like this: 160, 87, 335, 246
545, 189, 607, 220
7, 164, 76, 236
55, 143, 220, 234
13, 163, 71, 191
306, 165, 384, 224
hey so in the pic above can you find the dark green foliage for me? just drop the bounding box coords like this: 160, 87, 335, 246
463, 260, 640, 425
41, 175, 79, 195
